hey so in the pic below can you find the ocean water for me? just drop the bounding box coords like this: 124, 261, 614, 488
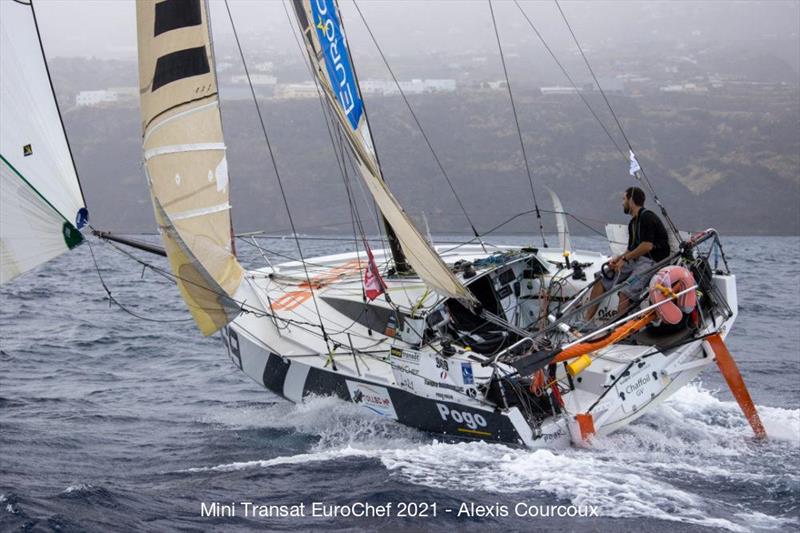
1, 234, 798, 532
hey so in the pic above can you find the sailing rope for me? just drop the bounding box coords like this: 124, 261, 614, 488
94, 235, 381, 344
512, 0, 626, 158
552, 0, 682, 241
352, 0, 487, 253
334, 0, 411, 274
280, 0, 372, 298
487, 0, 548, 248
280, 0, 390, 272
86, 238, 193, 323
224, 0, 332, 351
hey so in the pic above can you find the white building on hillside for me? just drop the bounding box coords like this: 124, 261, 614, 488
75, 90, 117, 107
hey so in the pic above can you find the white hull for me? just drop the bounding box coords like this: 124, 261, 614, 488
221, 243, 738, 449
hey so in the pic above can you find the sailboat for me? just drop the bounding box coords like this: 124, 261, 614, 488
1, 0, 766, 449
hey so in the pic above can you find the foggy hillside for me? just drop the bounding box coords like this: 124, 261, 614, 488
43, 0, 799, 237
60, 87, 799, 236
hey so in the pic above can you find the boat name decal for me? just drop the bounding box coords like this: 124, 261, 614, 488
542, 429, 566, 442
624, 374, 651, 396
436, 403, 488, 430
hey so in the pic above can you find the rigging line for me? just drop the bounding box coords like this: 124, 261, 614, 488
203, 0, 237, 257
553, 0, 633, 154
28, 0, 87, 210
488, 0, 548, 248
351, 0, 486, 250
97, 236, 339, 336
245, 234, 486, 246
86, 239, 193, 323
566, 213, 607, 238
343, 142, 390, 266
336, 126, 368, 300
512, 0, 626, 160
280, 0, 389, 276
442, 208, 538, 253
280, 0, 366, 244
332, 0, 402, 254
224, 0, 332, 349
552, 0, 682, 240
235, 238, 350, 269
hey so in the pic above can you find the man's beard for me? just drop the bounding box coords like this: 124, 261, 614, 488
624, 204, 630, 215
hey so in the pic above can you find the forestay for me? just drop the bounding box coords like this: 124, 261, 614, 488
136, 0, 244, 335
290, 0, 477, 307
0, 0, 87, 284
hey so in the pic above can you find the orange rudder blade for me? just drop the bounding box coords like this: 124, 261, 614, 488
707, 333, 767, 440
575, 413, 596, 441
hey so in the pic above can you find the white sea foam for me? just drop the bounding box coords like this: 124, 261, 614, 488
189, 382, 798, 531
62, 483, 93, 494
201, 394, 424, 449
181, 446, 381, 473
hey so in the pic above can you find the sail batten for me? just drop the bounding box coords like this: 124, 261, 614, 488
0, 0, 87, 284
290, 0, 476, 306
136, 0, 244, 335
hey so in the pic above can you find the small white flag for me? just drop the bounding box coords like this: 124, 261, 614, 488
629, 150, 641, 176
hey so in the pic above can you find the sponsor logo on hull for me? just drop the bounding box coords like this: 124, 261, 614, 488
346, 380, 398, 419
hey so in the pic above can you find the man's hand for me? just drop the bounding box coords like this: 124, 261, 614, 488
609, 255, 625, 272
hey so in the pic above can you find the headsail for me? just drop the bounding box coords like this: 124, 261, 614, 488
545, 186, 572, 255
0, 0, 87, 284
290, 0, 476, 306
136, 0, 244, 335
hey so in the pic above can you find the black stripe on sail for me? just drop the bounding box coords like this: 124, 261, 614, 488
154, 0, 202, 37
291, 0, 317, 54
152, 46, 209, 91
292, 0, 310, 31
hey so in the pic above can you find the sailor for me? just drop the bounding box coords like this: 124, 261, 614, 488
585, 186, 670, 320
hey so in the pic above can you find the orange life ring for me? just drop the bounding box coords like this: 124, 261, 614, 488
648, 265, 697, 325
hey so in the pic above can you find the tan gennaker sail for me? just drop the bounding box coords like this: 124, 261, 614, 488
136, 0, 243, 335
290, 0, 477, 308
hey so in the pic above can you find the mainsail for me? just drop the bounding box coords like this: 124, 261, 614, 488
0, 0, 87, 284
136, 0, 244, 335
290, 0, 476, 306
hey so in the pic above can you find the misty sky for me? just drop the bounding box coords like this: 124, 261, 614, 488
33, 0, 800, 65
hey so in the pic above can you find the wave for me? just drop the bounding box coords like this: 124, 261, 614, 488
183, 383, 799, 532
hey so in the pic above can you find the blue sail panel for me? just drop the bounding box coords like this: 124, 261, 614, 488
311, 0, 363, 130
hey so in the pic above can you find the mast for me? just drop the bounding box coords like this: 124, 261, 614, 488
330, 0, 407, 273
289, 0, 476, 306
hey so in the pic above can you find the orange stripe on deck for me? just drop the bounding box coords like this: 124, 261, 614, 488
272, 259, 362, 311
